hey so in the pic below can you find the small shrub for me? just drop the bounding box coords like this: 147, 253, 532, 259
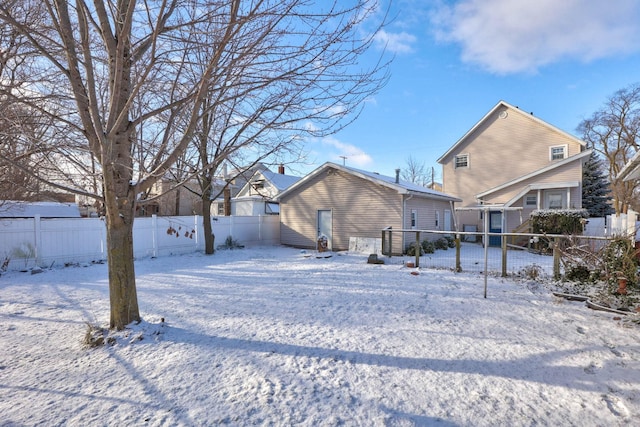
564, 264, 591, 282
519, 264, 543, 281
421, 240, 435, 254
434, 238, 449, 250
217, 235, 244, 250
444, 235, 456, 248
11, 243, 35, 270
602, 236, 639, 286
83, 323, 106, 348
406, 242, 423, 256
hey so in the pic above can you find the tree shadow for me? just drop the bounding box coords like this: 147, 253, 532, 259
159, 323, 637, 394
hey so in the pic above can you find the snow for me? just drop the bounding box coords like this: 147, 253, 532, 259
1, 246, 639, 426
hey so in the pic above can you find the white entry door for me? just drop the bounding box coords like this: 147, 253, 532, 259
444, 209, 452, 231
317, 209, 332, 250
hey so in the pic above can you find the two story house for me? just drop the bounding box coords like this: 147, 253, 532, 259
437, 101, 592, 245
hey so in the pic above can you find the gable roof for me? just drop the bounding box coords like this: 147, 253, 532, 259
259, 170, 301, 191
277, 162, 461, 202
617, 150, 640, 181
437, 100, 587, 164
235, 169, 301, 198
475, 149, 592, 199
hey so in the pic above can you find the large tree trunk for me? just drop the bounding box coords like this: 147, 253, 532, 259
202, 186, 215, 255
105, 197, 140, 330
103, 132, 140, 329
102, 3, 140, 330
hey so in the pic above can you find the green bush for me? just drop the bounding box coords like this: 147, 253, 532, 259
434, 237, 449, 250
444, 235, 456, 248
530, 209, 588, 235
406, 242, 423, 256
602, 236, 639, 286
564, 264, 592, 282
421, 240, 435, 254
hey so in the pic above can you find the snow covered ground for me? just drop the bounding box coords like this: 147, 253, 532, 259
1, 246, 639, 426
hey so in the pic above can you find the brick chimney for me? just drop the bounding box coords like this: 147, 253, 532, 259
278, 164, 285, 174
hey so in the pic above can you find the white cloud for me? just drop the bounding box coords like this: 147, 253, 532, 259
374, 29, 417, 54
321, 136, 373, 167
431, 0, 640, 74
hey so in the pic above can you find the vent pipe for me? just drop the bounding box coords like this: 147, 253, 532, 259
395, 168, 400, 183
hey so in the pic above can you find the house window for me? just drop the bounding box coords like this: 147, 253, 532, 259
250, 180, 265, 195
411, 210, 417, 229
525, 195, 537, 207
545, 191, 565, 209
265, 202, 279, 214
216, 203, 224, 215
550, 145, 567, 161
435, 211, 440, 228
454, 154, 469, 169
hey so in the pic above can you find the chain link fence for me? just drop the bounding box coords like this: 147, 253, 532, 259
382, 229, 615, 280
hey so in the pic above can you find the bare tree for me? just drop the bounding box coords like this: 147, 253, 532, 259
137, 1, 390, 255
0, 1, 389, 329
0, 5, 48, 204
578, 83, 640, 214
401, 155, 439, 188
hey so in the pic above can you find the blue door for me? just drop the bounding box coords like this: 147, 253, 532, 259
489, 211, 502, 247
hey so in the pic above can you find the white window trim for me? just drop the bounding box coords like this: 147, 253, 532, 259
549, 144, 568, 161
545, 190, 566, 209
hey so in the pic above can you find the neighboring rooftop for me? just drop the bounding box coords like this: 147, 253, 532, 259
0, 201, 81, 218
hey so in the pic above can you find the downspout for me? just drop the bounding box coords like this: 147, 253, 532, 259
537, 189, 542, 209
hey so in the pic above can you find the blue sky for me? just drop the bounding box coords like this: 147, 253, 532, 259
297, 0, 640, 180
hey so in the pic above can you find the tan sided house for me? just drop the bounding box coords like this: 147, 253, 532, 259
277, 162, 461, 253
437, 101, 592, 245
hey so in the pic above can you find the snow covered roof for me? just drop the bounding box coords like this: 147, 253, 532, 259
0, 201, 81, 218
278, 162, 461, 202
618, 150, 640, 181
259, 170, 301, 191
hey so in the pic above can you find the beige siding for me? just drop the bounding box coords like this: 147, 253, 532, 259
484, 161, 583, 205
403, 197, 453, 246
280, 169, 404, 251
153, 180, 202, 216
442, 105, 585, 234
441, 105, 584, 208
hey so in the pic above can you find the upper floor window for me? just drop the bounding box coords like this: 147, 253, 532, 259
550, 145, 567, 161
525, 195, 537, 207
454, 154, 469, 169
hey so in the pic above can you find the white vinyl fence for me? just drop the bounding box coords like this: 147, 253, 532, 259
583, 211, 639, 240
0, 215, 280, 272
